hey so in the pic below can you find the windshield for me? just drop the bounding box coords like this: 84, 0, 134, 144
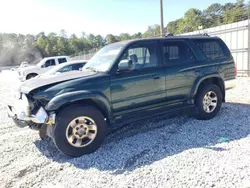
36, 59, 45, 67
43, 64, 63, 75
84, 43, 125, 72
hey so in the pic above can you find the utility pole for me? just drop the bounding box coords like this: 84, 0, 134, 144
160, 0, 164, 37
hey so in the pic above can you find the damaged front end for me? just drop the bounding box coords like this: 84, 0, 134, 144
6, 93, 55, 132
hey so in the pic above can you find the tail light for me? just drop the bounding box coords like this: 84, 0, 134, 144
234, 65, 237, 76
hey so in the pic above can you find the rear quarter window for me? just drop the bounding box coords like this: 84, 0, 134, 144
193, 39, 231, 60
161, 41, 196, 66
58, 58, 67, 64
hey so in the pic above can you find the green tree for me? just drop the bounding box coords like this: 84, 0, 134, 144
143, 25, 161, 38
68, 34, 82, 55
131, 32, 142, 39
106, 34, 119, 44
166, 20, 180, 34
95, 35, 105, 49
56, 36, 67, 55
180, 8, 202, 33
35, 36, 48, 56
202, 3, 223, 27
223, 0, 248, 24
118, 33, 131, 41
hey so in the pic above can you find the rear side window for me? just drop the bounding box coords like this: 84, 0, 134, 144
58, 58, 67, 64
193, 39, 230, 60
161, 41, 195, 65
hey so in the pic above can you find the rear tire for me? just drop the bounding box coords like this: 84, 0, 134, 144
53, 105, 108, 157
195, 84, 222, 120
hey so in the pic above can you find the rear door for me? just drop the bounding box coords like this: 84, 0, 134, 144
192, 38, 235, 81
160, 40, 199, 103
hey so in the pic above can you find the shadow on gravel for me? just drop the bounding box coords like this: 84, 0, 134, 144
35, 102, 250, 174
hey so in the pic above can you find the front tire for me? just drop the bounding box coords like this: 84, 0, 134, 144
53, 105, 108, 157
195, 84, 222, 120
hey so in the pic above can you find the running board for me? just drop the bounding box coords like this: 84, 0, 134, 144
113, 104, 195, 127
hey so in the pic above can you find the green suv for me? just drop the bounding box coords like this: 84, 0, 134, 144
7, 35, 236, 157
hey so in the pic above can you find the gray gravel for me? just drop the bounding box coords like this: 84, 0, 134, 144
0, 71, 250, 188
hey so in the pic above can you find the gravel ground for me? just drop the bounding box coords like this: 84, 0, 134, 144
0, 71, 250, 188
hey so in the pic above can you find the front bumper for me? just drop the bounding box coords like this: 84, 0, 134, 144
7, 104, 48, 128
225, 79, 236, 90
18, 75, 26, 82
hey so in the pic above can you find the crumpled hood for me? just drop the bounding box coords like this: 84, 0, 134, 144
20, 70, 95, 94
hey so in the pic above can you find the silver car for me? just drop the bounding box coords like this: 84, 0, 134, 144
38, 60, 87, 78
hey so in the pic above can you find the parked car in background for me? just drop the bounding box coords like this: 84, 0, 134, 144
19, 61, 29, 68
11, 62, 29, 71
17, 56, 70, 81
37, 60, 87, 78
7, 34, 236, 157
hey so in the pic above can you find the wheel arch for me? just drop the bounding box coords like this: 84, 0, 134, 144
26, 72, 38, 79
45, 91, 113, 125
192, 75, 225, 102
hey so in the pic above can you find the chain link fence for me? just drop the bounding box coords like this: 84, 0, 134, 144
70, 49, 98, 61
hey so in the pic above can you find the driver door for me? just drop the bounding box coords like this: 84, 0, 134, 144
42, 59, 56, 71
110, 41, 166, 118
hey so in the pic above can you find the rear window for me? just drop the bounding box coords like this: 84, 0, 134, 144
193, 39, 230, 60
58, 58, 67, 64
161, 41, 196, 65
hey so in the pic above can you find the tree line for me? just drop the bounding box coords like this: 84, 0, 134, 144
0, 0, 249, 66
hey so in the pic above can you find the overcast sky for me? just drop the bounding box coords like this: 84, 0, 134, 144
0, 0, 236, 36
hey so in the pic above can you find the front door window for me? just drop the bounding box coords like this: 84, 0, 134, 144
120, 43, 158, 70
44, 59, 56, 67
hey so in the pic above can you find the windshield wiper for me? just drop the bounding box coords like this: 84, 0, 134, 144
86, 67, 98, 72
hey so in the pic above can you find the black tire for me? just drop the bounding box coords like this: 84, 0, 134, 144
26, 73, 37, 80
195, 84, 222, 120
53, 105, 108, 157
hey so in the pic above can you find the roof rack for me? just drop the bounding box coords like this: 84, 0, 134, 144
190, 33, 210, 37
165, 33, 210, 37
165, 33, 174, 37
199, 33, 209, 36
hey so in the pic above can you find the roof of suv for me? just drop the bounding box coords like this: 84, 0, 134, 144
112, 34, 219, 46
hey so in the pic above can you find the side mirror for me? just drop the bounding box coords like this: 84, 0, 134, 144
118, 59, 133, 72
41, 65, 45, 68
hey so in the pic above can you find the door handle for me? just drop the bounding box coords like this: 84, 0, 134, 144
153, 76, 160, 79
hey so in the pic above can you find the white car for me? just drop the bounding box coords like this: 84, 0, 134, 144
37, 60, 87, 78
17, 56, 70, 81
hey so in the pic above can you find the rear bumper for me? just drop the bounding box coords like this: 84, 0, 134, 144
225, 79, 236, 90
